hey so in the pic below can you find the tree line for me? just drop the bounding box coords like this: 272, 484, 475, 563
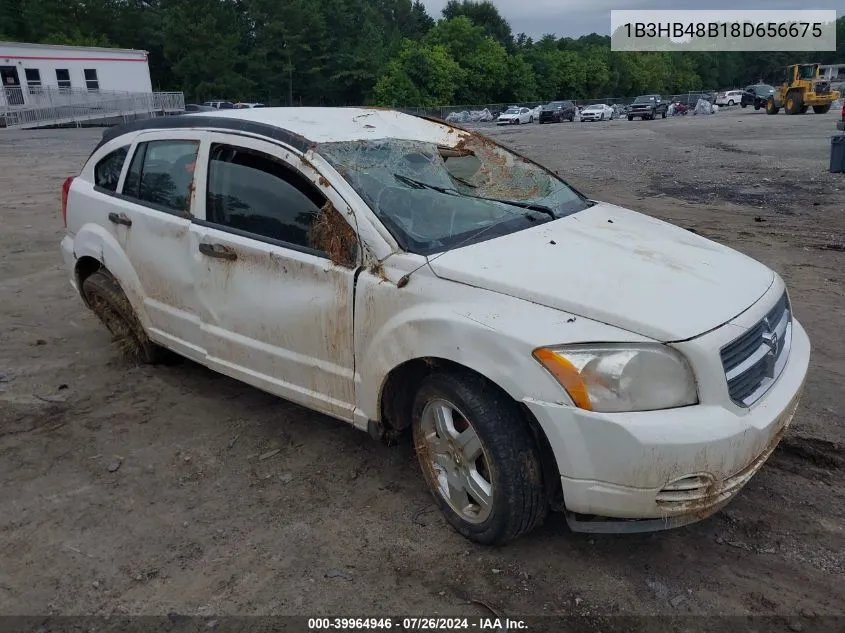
1, 0, 842, 106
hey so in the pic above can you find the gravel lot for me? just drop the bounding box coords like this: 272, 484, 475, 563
1, 110, 843, 625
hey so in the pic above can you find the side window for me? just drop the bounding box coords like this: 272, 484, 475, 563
122, 140, 199, 214
94, 146, 129, 192
206, 143, 357, 264
56, 69, 71, 91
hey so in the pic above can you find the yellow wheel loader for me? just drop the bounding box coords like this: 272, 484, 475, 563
765, 63, 841, 115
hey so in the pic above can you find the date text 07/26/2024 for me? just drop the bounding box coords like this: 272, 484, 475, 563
307, 617, 528, 631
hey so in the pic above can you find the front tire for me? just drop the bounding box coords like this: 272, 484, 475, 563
81, 270, 172, 364
728, 99, 734, 106
785, 91, 803, 115
412, 372, 548, 545
529, 116, 533, 123
766, 98, 780, 115
813, 104, 830, 114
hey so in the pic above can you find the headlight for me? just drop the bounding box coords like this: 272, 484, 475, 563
532, 344, 698, 412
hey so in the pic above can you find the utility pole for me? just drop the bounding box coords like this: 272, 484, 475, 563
284, 40, 292, 106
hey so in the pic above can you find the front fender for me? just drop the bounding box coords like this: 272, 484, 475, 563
353, 269, 652, 423
73, 223, 151, 330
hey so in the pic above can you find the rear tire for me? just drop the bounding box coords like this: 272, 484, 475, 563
411, 371, 548, 545
82, 270, 173, 365
813, 104, 831, 114
628, 115, 633, 121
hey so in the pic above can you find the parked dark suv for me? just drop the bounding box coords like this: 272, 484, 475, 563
539, 100, 576, 123
741, 84, 775, 110
627, 94, 668, 120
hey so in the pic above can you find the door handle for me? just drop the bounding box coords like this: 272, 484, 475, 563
108, 212, 132, 227
198, 242, 237, 260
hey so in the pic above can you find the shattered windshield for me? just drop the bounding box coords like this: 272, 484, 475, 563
318, 136, 589, 255
634, 96, 655, 104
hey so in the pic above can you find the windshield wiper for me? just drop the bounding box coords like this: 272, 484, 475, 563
393, 173, 457, 195
393, 173, 556, 219
467, 195, 556, 219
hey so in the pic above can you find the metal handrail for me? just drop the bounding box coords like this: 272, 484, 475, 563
1, 86, 184, 129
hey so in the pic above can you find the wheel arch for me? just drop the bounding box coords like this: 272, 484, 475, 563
378, 356, 563, 504
72, 223, 151, 330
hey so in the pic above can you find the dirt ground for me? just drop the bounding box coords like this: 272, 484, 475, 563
1, 110, 844, 624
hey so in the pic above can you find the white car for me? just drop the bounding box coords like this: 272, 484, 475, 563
234, 102, 266, 108
496, 106, 533, 125
716, 90, 744, 106
60, 107, 810, 544
580, 104, 615, 121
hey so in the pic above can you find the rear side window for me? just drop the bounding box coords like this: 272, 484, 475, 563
94, 146, 129, 192
205, 143, 328, 249
123, 140, 199, 214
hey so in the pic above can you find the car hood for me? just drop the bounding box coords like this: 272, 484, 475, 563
499, 113, 518, 118
427, 202, 775, 342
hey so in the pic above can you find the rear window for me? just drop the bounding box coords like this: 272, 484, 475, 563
93, 146, 129, 192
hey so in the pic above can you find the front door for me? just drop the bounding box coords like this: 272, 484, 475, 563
190, 133, 360, 422
0, 66, 24, 105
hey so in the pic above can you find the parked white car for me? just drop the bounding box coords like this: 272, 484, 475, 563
496, 106, 533, 125
580, 104, 615, 121
60, 107, 810, 544
716, 90, 744, 106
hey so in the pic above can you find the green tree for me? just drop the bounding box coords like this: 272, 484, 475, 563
373, 39, 464, 106
161, 0, 254, 100
426, 16, 509, 103
441, 0, 513, 51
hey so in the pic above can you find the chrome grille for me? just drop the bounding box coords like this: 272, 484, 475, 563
720, 292, 792, 407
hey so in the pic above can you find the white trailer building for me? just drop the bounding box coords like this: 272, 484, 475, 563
1, 41, 182, 129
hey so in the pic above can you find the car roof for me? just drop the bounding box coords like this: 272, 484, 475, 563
95, 107, 462, 154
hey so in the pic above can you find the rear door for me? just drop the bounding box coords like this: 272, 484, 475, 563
109, 131, 206, 360
189, 133, 361, 421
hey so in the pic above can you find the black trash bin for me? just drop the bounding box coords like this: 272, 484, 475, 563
831, 134, 845, 173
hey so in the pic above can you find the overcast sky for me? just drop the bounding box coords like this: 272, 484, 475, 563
420, 0, 845, 39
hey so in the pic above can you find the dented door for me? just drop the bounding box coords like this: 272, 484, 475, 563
190, 134, 360, 422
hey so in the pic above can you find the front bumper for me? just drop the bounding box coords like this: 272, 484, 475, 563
523, 317, 811, 531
